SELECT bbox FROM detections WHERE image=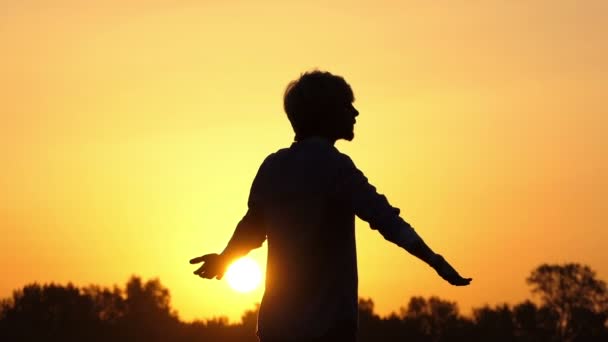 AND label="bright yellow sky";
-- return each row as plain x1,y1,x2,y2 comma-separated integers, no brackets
2,0,607,322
